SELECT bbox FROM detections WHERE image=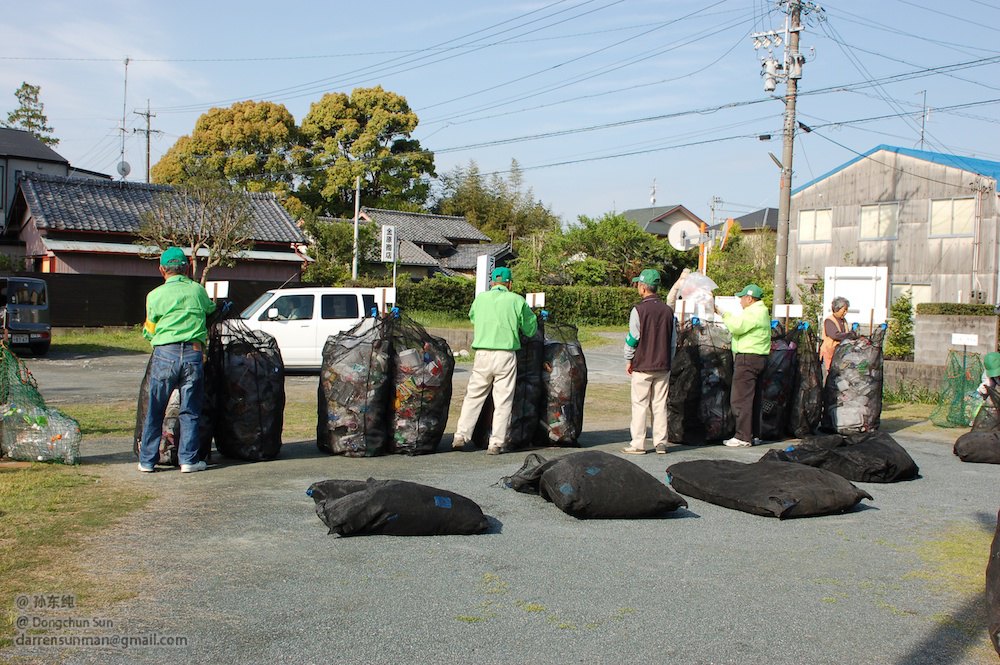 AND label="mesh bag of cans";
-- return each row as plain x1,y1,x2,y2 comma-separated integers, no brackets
210,320,284,461
538,320,587,446
821,324,887,434
756,321,796,442
786,322,823,439
389,313,455,455
317,318,392,457
0,345,81,464
667,319,735,445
